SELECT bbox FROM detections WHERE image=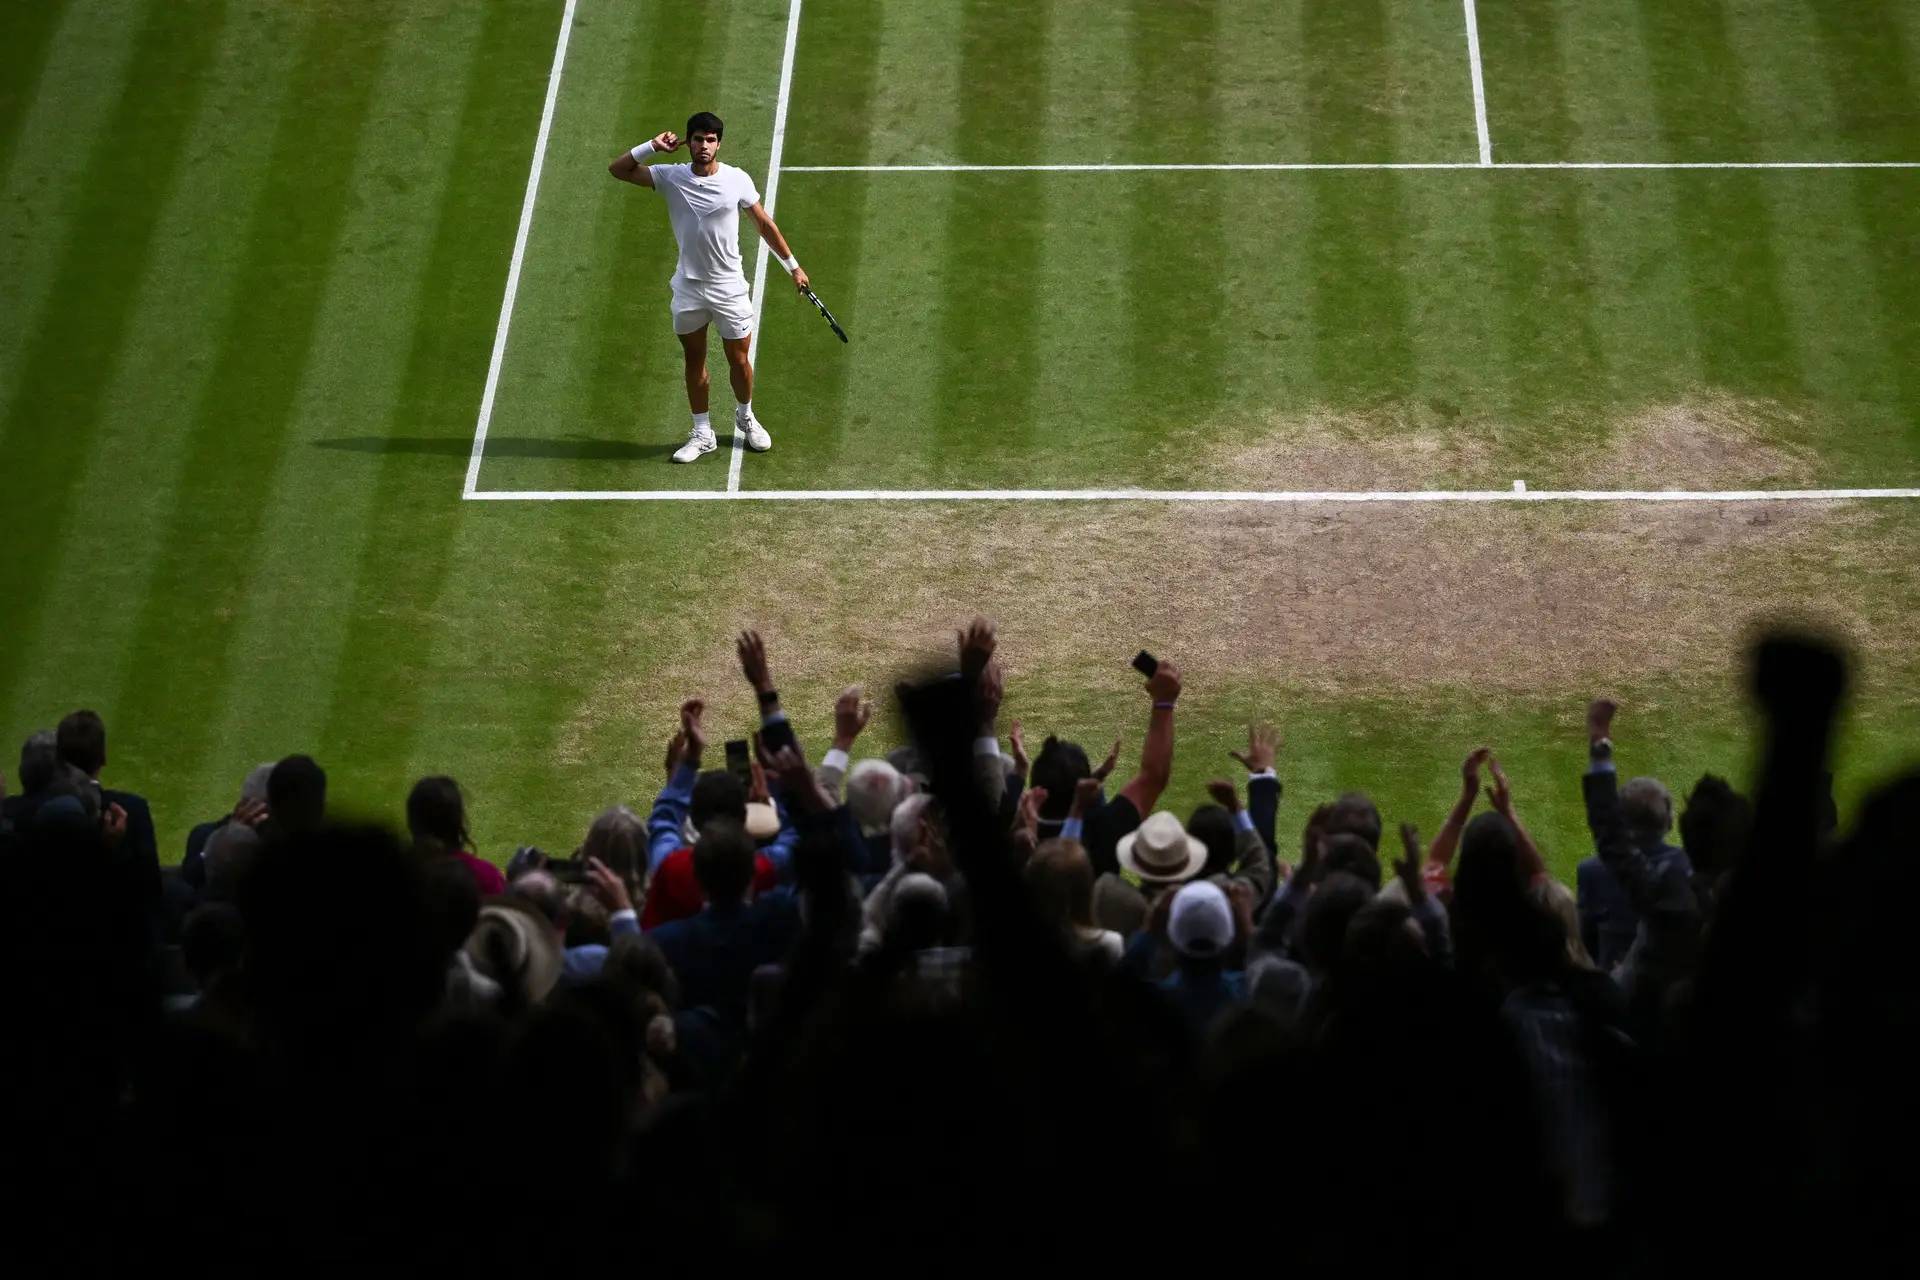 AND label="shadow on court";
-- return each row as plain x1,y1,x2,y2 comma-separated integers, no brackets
314,436,680,460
